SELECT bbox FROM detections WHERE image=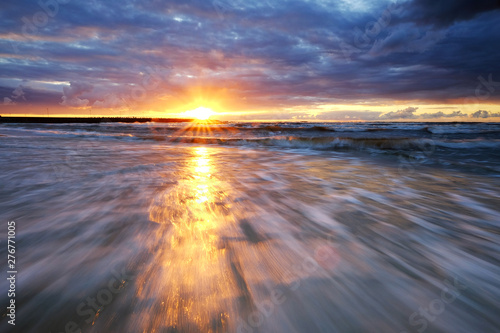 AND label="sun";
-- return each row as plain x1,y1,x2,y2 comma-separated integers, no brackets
183,107,216,120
